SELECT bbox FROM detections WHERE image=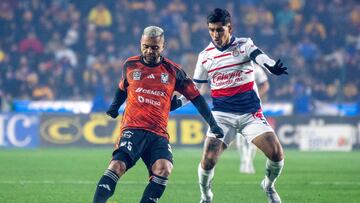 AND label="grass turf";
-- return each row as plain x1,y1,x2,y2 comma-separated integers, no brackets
0,148,359,203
